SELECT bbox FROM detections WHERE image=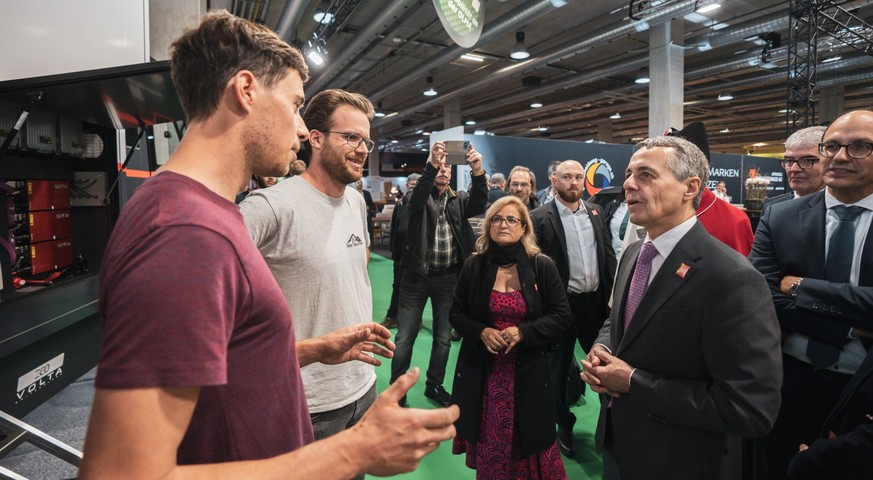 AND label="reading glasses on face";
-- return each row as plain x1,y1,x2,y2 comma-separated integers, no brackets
490,216,521,227
325,131,376,152
780,157,819,169
818,141,873,159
